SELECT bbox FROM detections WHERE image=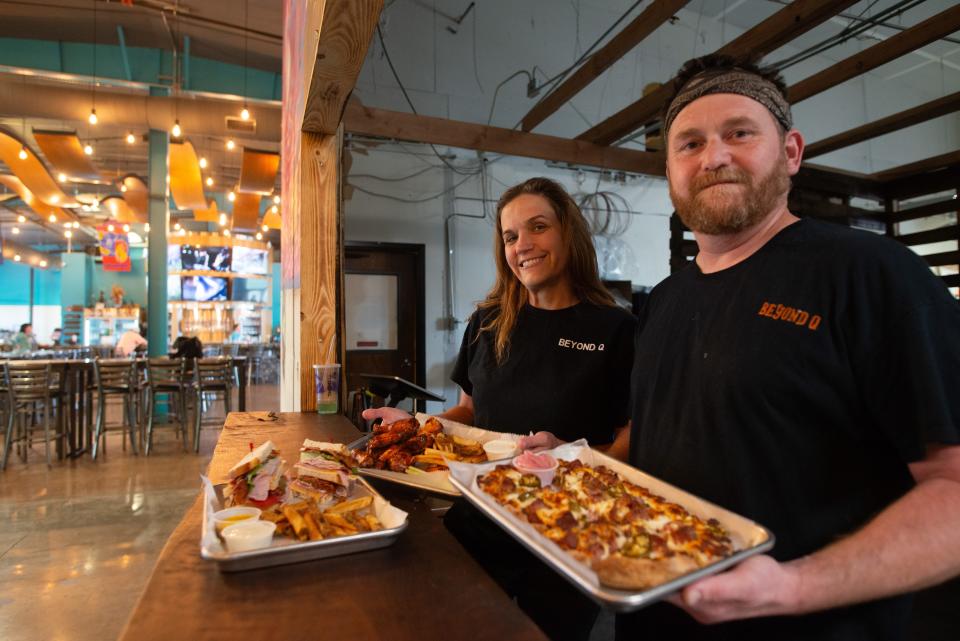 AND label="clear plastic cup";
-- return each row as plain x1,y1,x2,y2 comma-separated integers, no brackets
313,364,341,414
